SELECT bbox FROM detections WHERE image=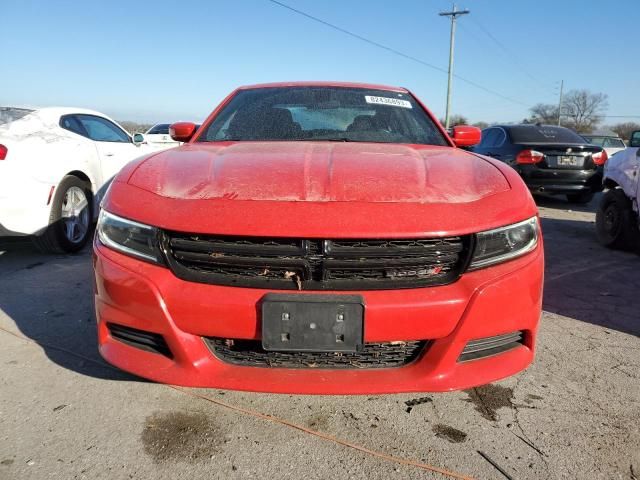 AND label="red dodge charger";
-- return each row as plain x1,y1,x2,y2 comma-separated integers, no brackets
93,82,543,394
